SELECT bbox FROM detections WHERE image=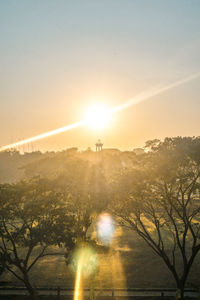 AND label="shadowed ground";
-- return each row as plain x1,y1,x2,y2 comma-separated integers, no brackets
1,227,200,290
